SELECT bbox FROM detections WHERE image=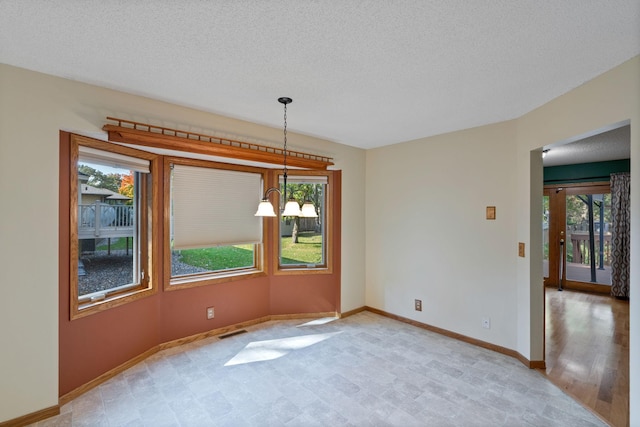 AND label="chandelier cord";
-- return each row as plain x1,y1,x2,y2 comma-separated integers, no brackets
283,101,288,202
